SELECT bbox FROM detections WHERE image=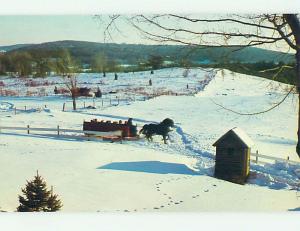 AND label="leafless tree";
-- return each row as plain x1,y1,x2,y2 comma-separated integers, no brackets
64,74,78,110
98,14,300,157
56,49,80,110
